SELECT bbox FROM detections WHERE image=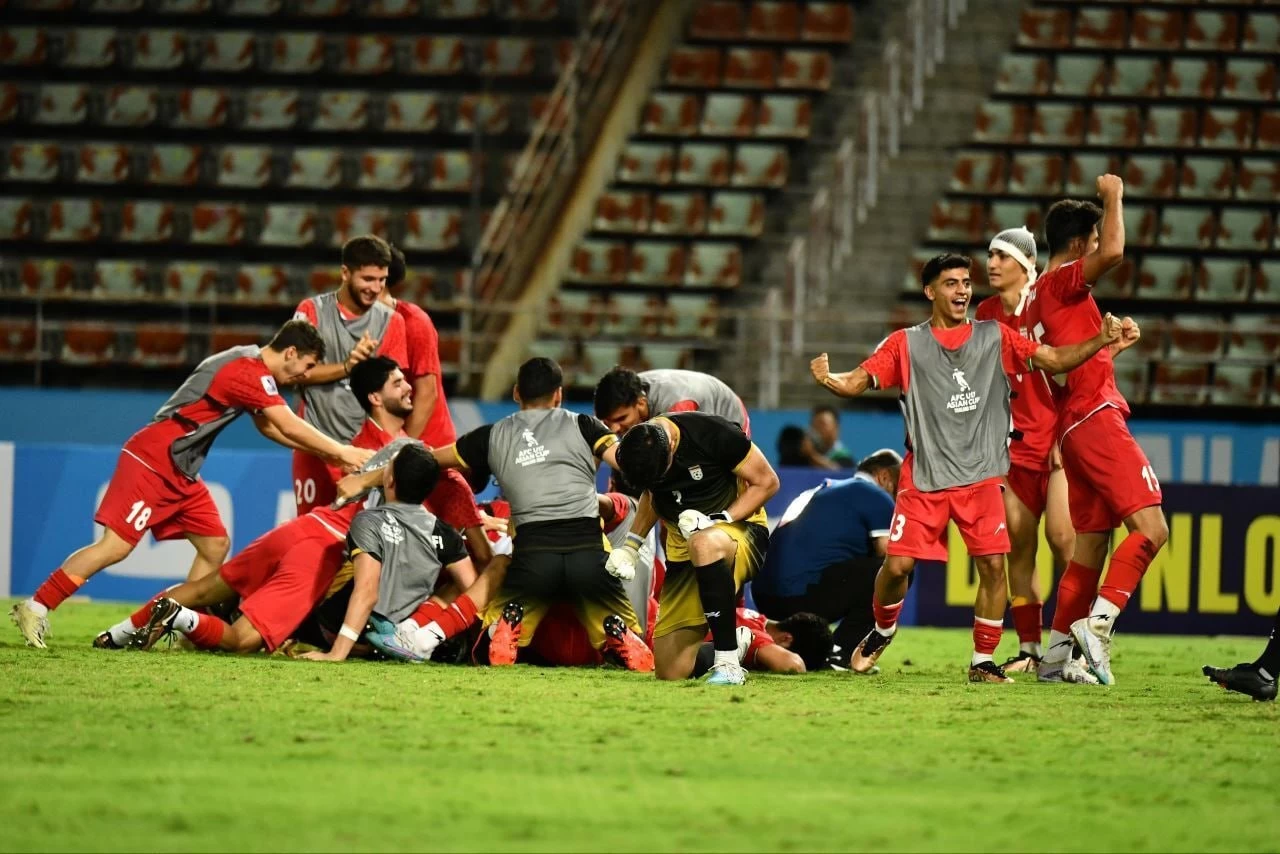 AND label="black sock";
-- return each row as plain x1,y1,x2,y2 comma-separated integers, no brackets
1254,607,1280,676
691,642,716,678
694,558,737,653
